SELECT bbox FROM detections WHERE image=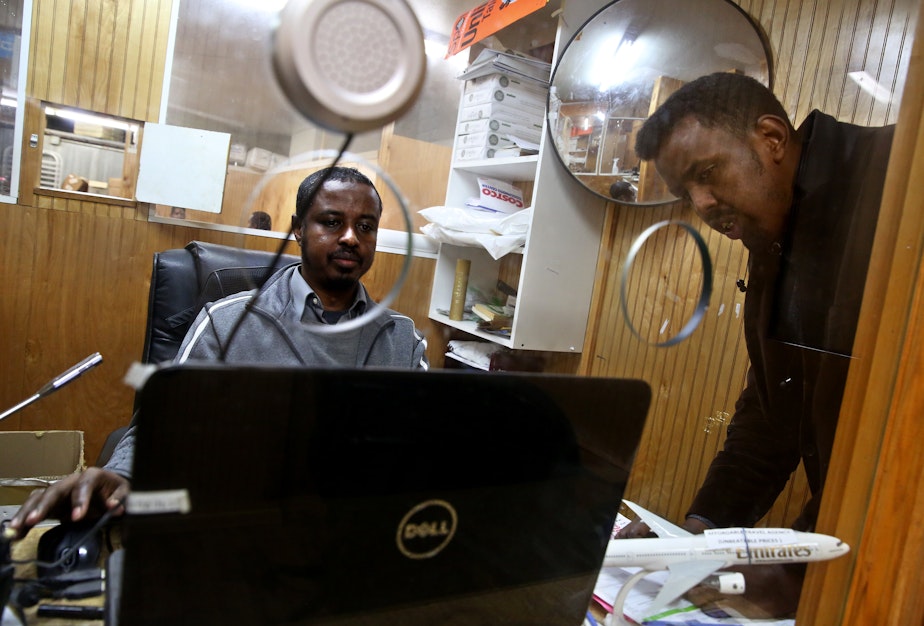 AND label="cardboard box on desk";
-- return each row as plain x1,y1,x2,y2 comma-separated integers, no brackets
0,431,85,505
